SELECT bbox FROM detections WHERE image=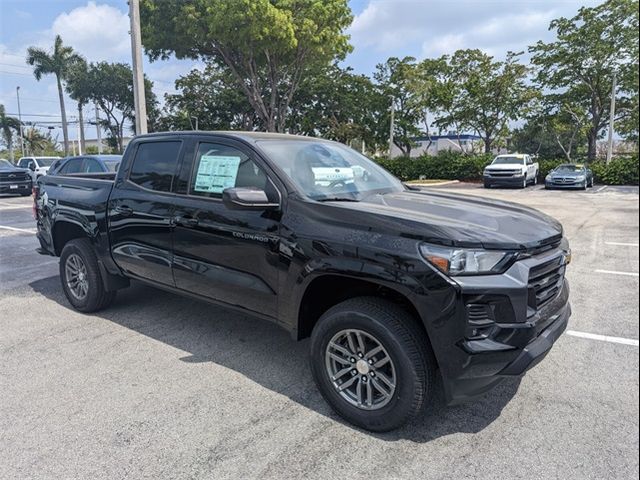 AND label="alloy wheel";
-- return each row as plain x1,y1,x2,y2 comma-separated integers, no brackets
325,329,397,410
65,253,89,300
